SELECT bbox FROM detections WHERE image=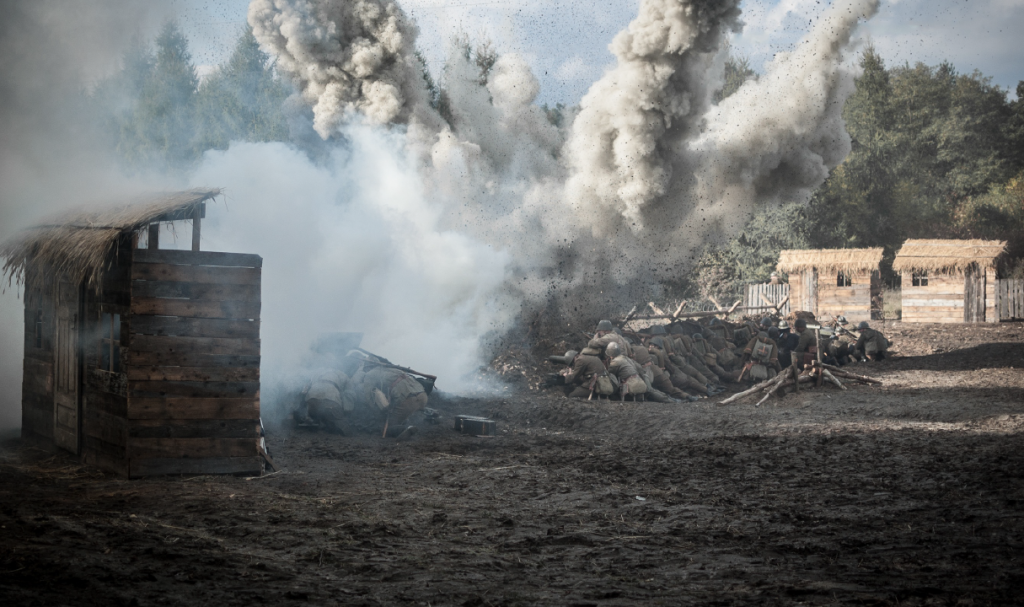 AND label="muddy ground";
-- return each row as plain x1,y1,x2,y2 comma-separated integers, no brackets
2,322,1023,606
